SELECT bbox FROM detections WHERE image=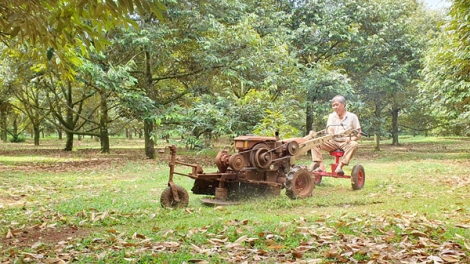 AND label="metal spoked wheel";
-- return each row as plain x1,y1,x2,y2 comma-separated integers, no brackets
160,185,189,208
351,164,365,190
